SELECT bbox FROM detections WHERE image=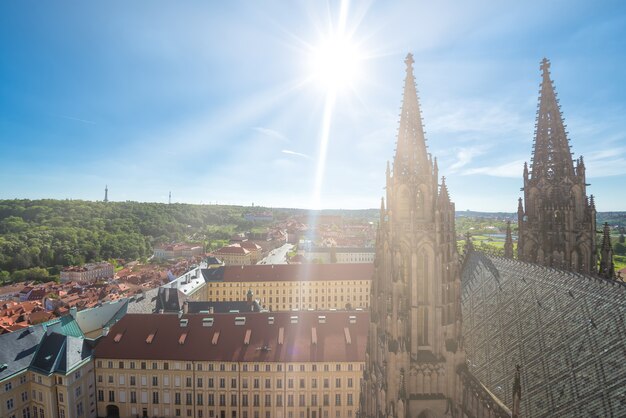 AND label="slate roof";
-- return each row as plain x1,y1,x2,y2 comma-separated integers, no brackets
126,287,160,314
461,252,626,418
95,311,368,363
155,287,186,313
0,324,46,381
